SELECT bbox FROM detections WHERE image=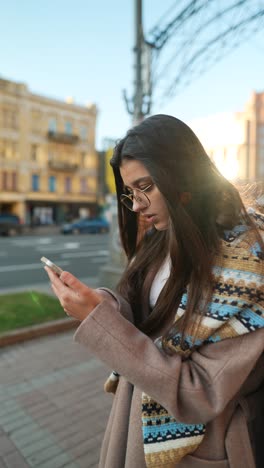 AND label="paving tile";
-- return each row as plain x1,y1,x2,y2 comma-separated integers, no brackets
33,451,76,468
71,437,100,459
3,450,29,468
18,390,47,407
0,331,112,468
61,464,80,468
75,451,100,468
10,427,52,450
0,434,17,457
26,444,65,466
21,437,59,457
